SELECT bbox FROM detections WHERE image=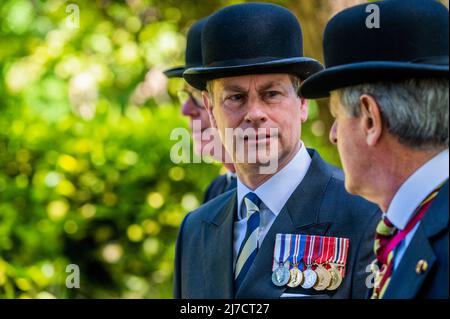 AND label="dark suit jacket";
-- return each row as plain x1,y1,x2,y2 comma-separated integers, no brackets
174,149,380,299
382,180,449,299
203,173,237,203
